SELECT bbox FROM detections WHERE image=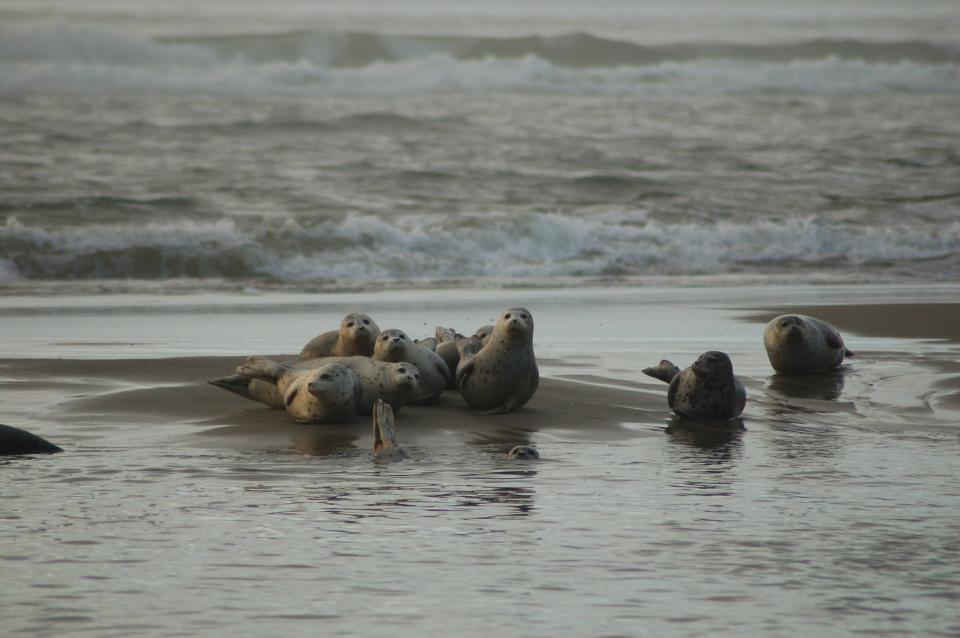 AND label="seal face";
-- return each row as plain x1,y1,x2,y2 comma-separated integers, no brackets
456,307,539,414
373,329,451,399
506,445,540,460
643,351,746,420
300,312,380,359
763,314,851,374
280,363,361,424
